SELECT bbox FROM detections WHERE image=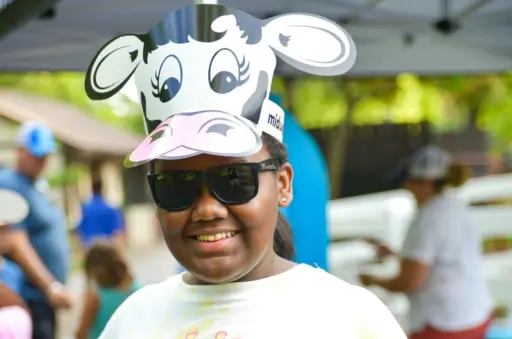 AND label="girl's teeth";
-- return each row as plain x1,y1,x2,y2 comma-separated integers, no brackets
196,232,236,242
